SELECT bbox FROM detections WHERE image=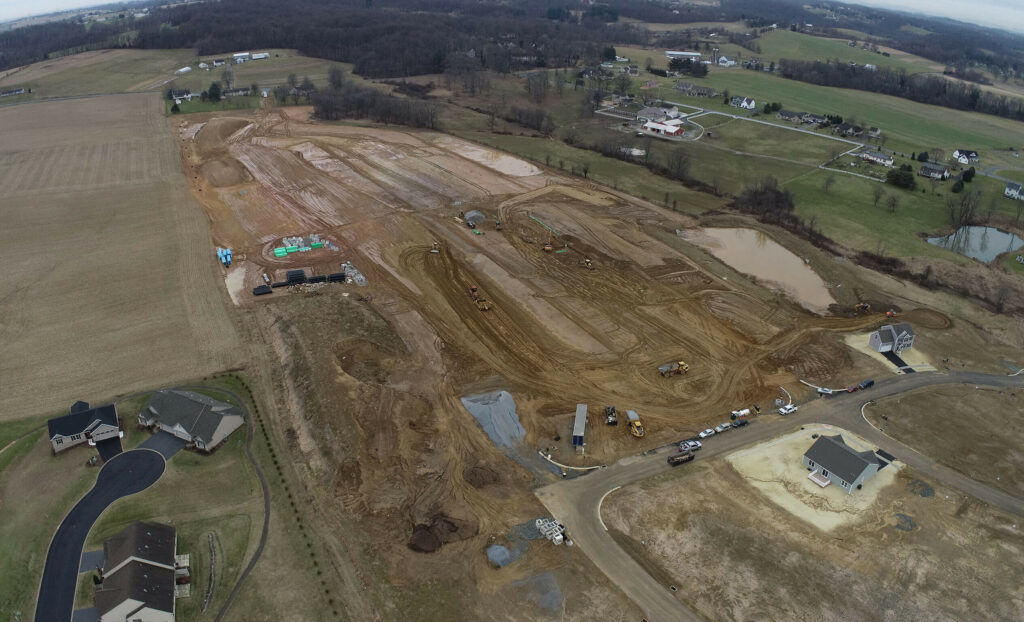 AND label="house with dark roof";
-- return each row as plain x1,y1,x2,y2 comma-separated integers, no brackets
869,323,915,354
802,112,827,125
954,149,979,164
919,162,950,180
47,403,121,454
637,106,667,122
94,522,182,622
138,390,244,452
802,434,881,493
776,109,804,122
860,150,894,167
1005,181,1023,200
